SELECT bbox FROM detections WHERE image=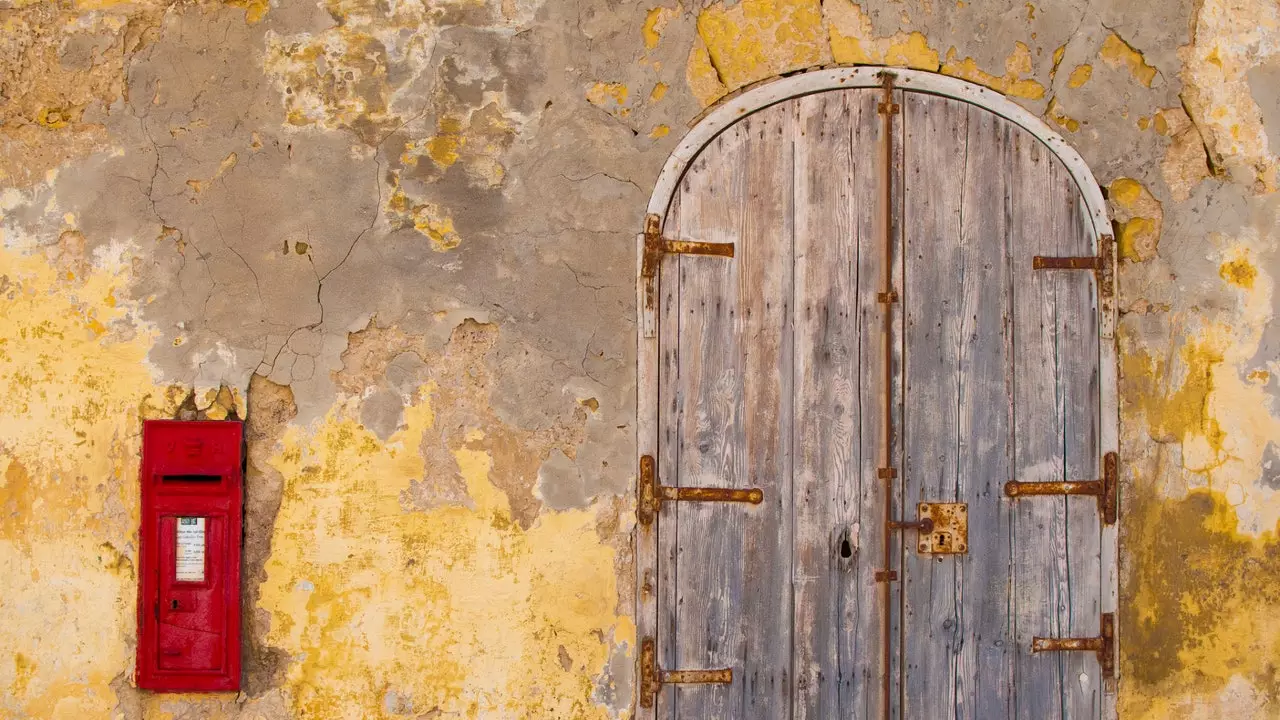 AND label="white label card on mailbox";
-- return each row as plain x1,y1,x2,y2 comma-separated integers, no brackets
176,517,206,582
